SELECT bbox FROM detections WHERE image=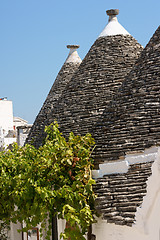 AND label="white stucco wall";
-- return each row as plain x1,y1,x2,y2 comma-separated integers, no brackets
9,222,22,240
4,137,16,147
92,218,151,240
57,219,66,240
